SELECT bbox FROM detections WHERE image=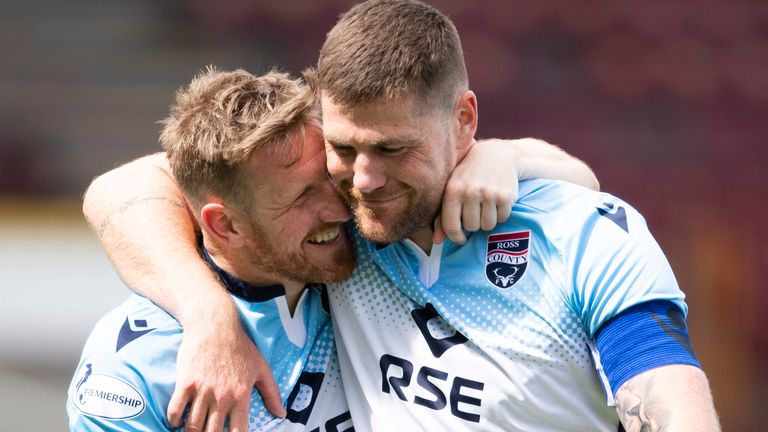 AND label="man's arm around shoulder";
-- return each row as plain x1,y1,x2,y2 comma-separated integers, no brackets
82,153,284,431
